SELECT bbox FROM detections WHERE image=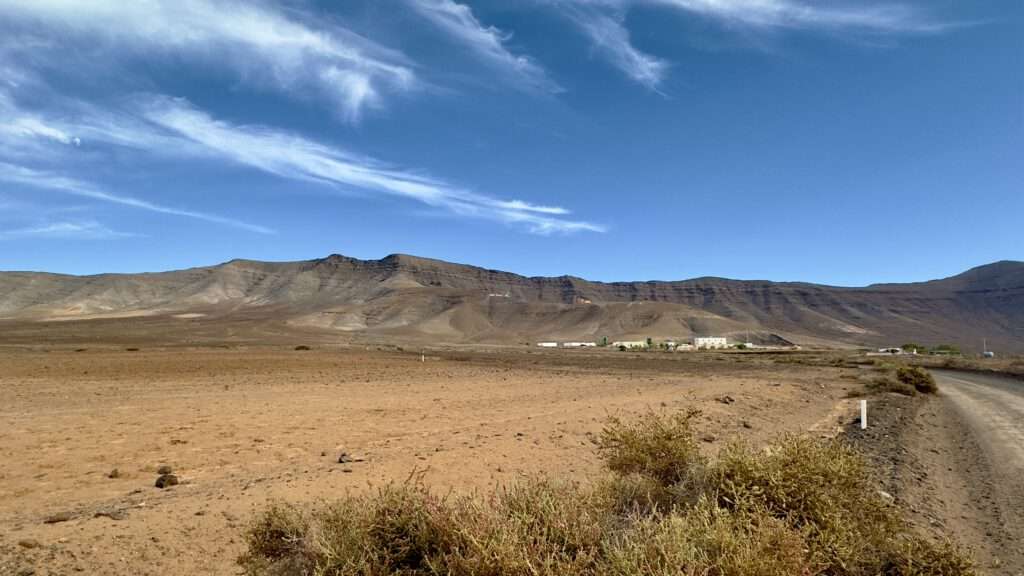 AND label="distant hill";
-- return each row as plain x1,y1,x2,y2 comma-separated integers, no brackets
1,254,1021,352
